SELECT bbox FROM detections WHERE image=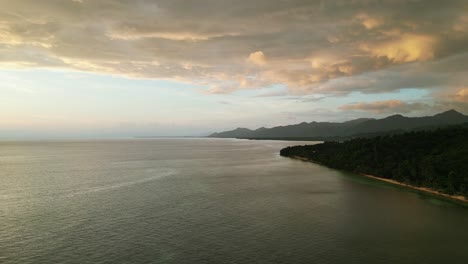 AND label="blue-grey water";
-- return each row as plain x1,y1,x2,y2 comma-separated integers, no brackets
1,139,467,264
